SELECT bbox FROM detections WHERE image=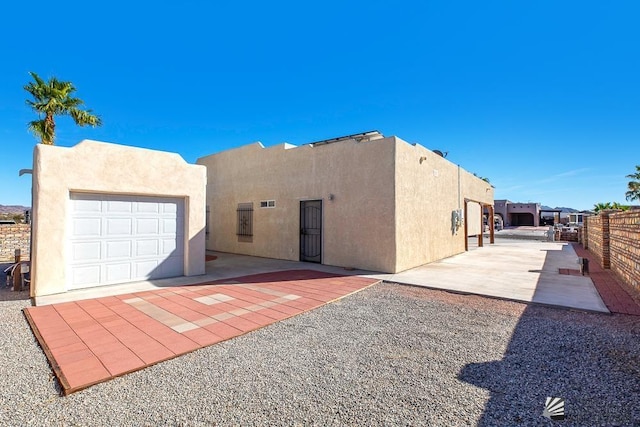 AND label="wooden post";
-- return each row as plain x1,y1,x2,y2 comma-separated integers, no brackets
464,201,468,252
478,204,484,247
13,249,22,291
489,205,495,244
